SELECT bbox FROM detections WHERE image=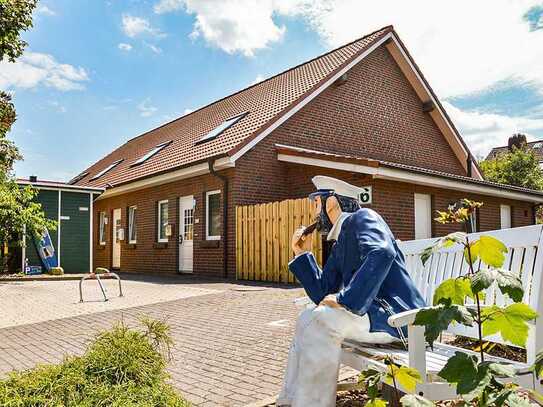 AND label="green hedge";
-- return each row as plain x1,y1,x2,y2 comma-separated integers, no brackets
0,318,190,406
